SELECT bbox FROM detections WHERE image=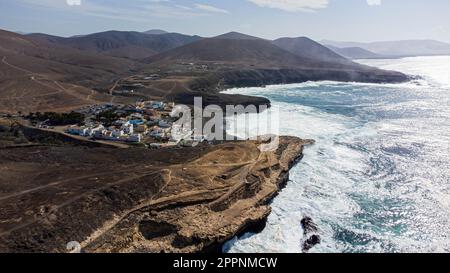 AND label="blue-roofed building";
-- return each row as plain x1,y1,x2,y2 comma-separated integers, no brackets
128,119,145,126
